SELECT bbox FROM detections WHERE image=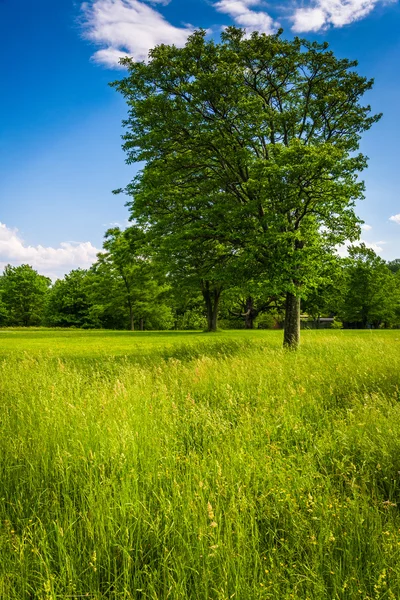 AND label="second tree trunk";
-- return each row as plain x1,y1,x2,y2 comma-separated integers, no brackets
283,292,300,349
201,281,222,332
